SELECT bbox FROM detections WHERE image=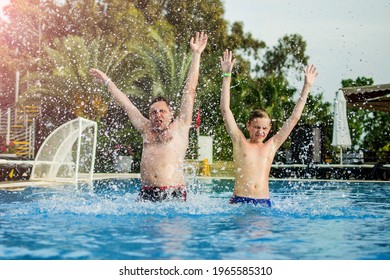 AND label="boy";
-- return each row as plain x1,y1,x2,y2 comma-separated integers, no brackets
219,49,318,206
